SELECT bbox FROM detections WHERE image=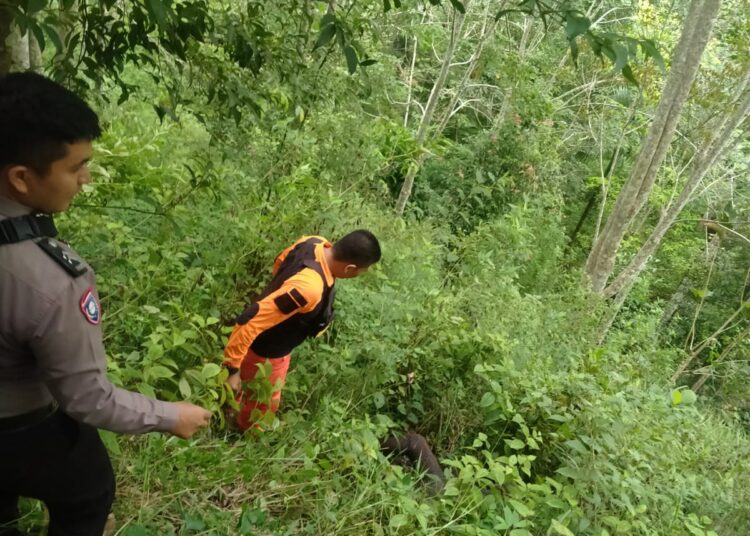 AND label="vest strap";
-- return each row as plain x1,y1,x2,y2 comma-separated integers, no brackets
0,213,58,245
